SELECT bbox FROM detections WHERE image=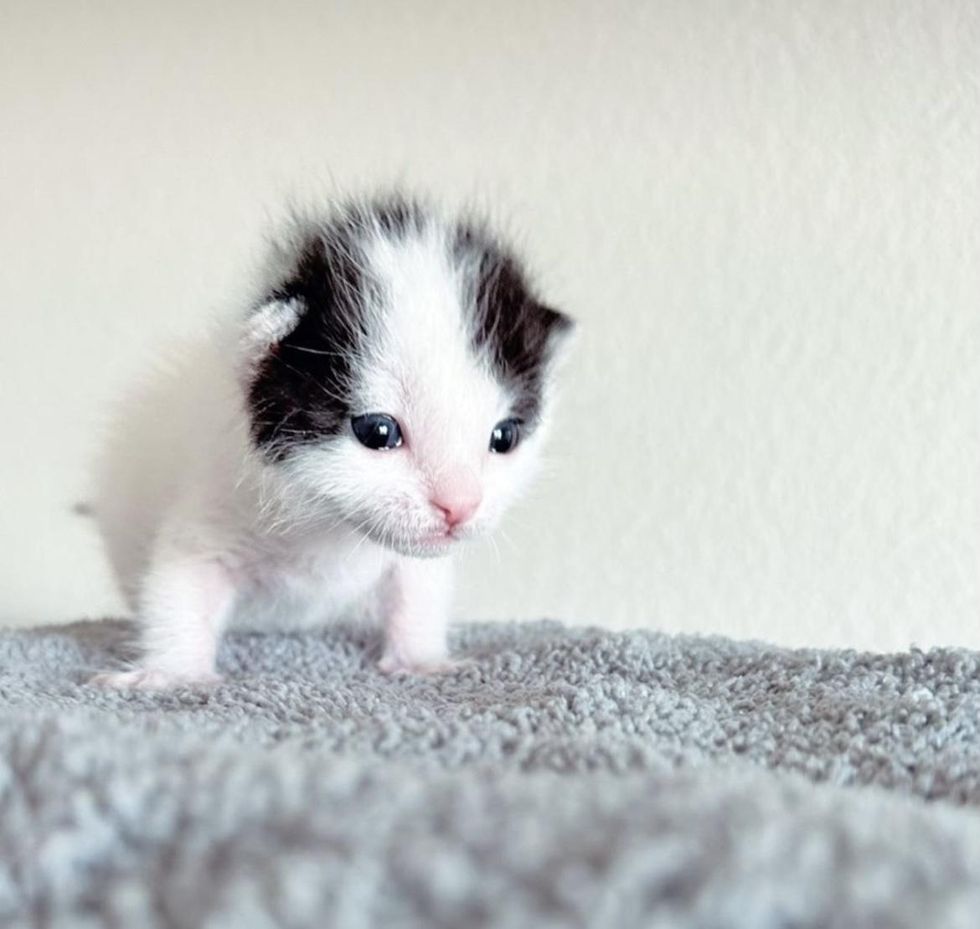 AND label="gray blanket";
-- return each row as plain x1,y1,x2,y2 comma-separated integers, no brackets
1,619,979,928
